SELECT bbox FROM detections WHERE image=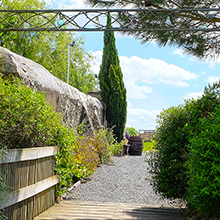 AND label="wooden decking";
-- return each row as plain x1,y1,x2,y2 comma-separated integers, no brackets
34,201,186,220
